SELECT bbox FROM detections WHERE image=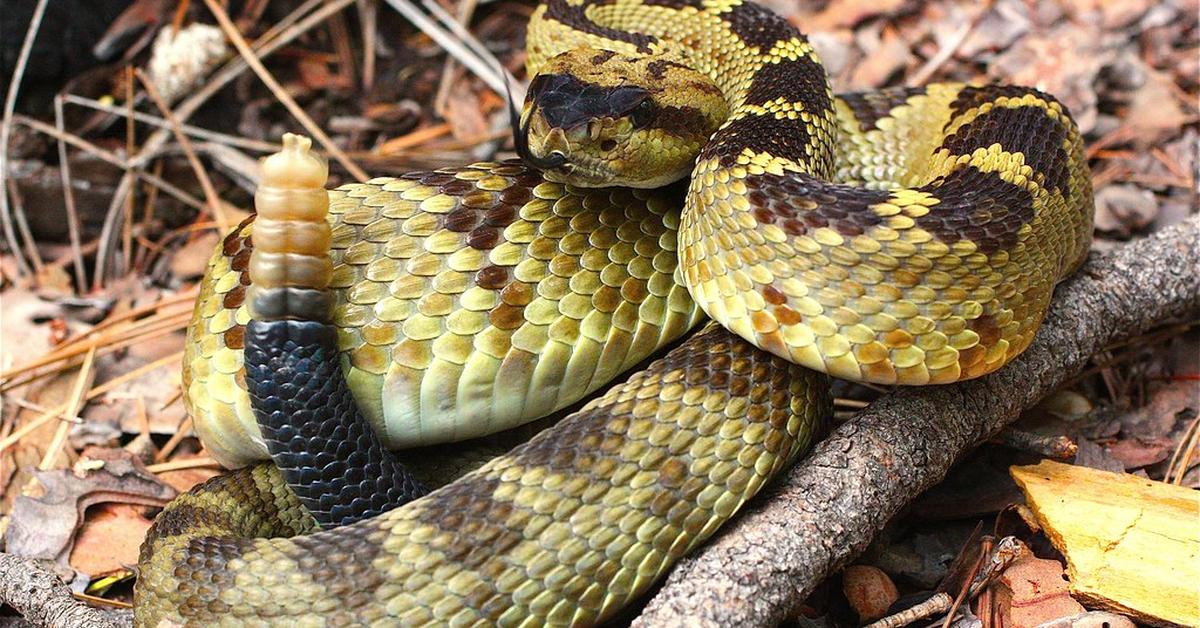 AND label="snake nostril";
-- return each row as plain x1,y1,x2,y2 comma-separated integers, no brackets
601,139,618,151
